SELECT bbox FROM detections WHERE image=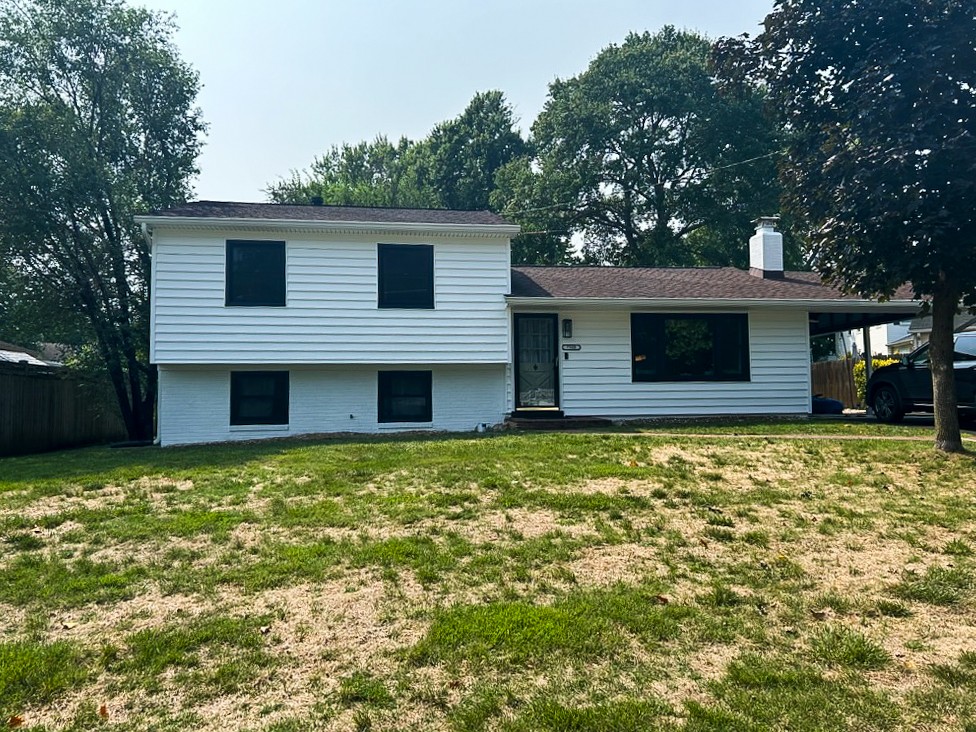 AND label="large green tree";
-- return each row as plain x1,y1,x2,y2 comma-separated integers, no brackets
424,90,528,211
717,0,976,452
0,0,204,440
514,27,786,267
268,91,529,215
267,135,436,208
